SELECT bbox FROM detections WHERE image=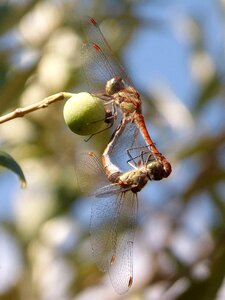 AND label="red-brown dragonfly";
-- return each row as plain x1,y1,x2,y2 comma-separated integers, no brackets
76,146,165,294
81,16,171,178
